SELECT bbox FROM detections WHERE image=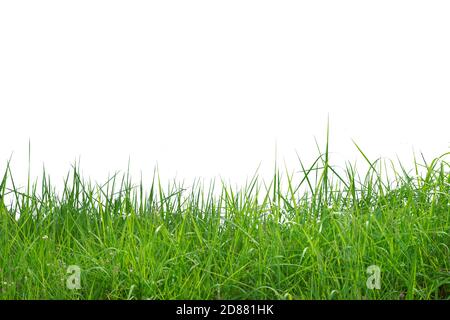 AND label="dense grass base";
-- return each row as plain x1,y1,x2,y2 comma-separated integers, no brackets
0,145,449,299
